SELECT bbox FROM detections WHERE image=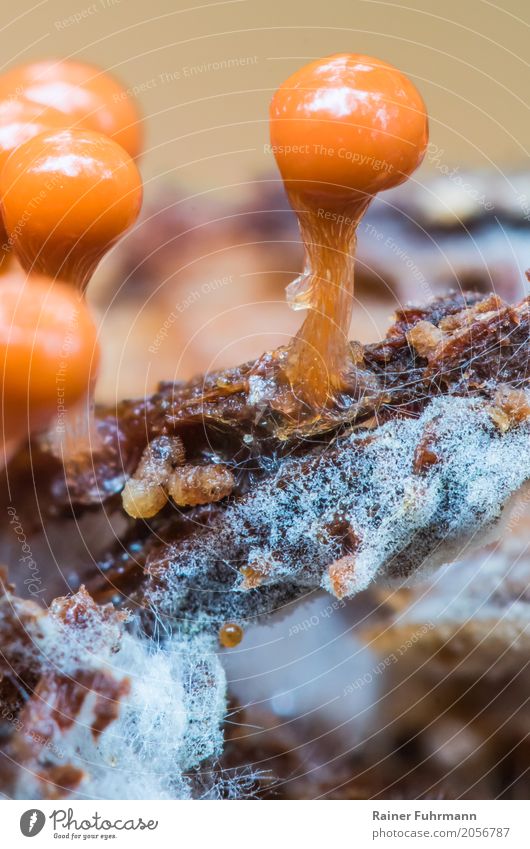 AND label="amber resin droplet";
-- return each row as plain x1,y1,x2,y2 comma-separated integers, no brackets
219,623,243,648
